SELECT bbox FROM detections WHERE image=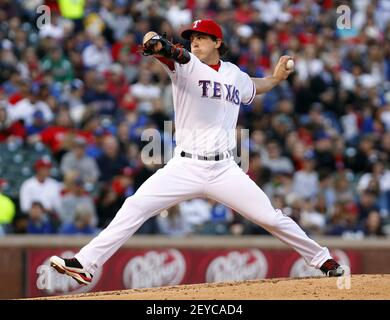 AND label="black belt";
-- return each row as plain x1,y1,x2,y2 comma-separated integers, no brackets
180,150,233,161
